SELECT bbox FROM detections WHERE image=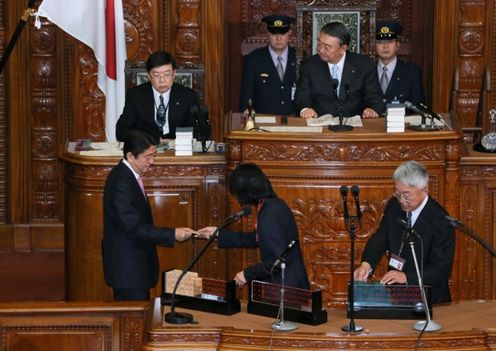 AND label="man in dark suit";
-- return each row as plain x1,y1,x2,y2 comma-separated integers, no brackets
102,130,193,301
294,21,385,119
354,161,455,304
239,14,297,116
116,51,200,141
375,21,425,104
